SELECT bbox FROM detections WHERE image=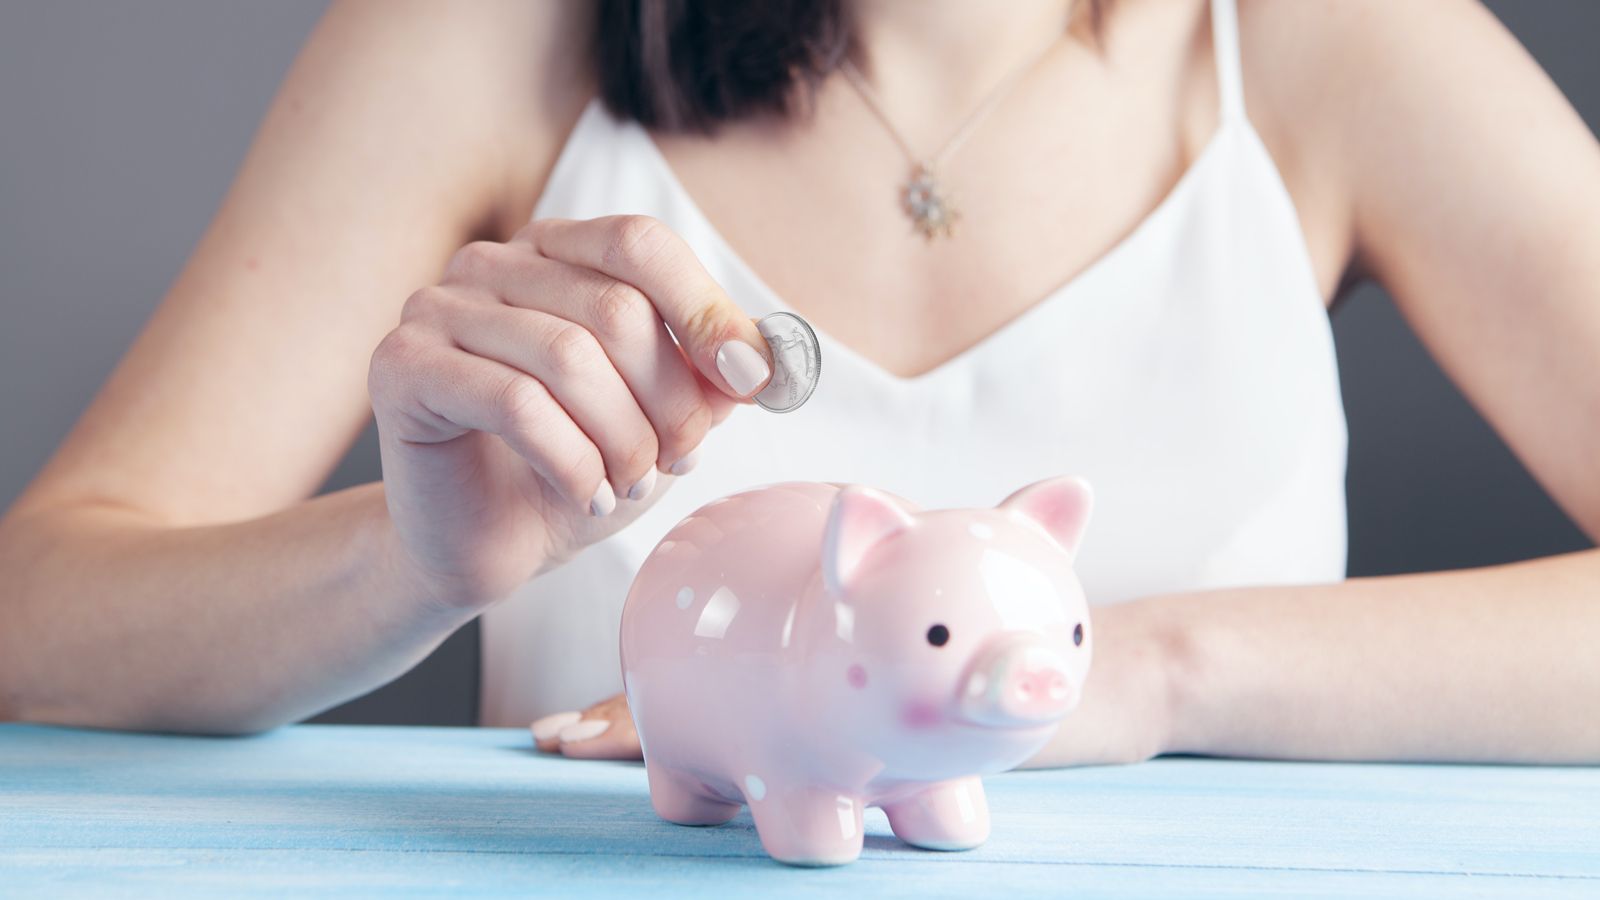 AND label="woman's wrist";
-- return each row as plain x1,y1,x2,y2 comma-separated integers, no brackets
1021,594,1195,768
362,484,503,625
1140,585,1309,760
1129,591,1210,759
